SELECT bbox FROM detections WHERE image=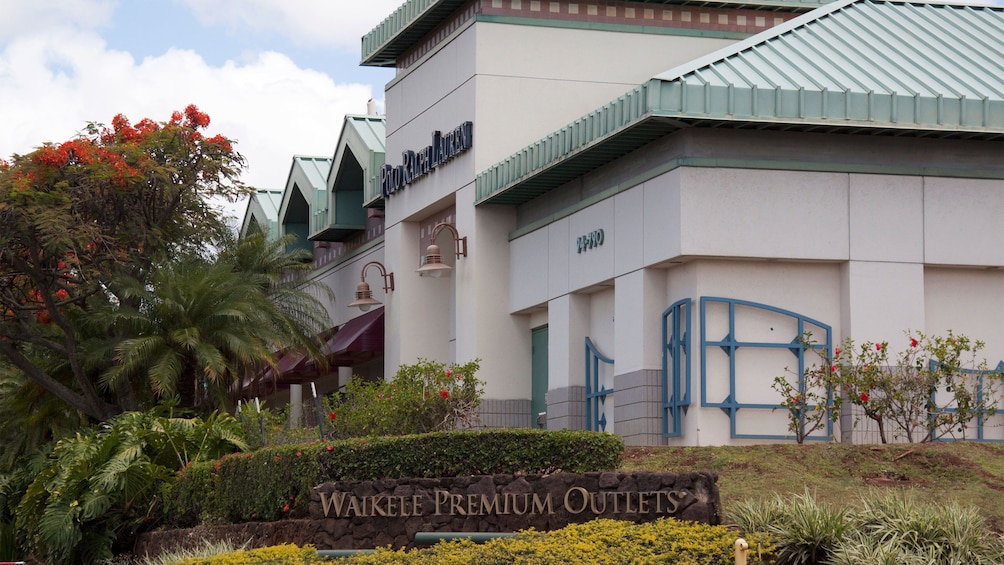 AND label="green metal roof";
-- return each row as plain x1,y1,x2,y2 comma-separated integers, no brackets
312,115,387,241
476,0,1004,206
240,189,283,239
279,155,333,222
361,0,832,67
292,155,332,195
